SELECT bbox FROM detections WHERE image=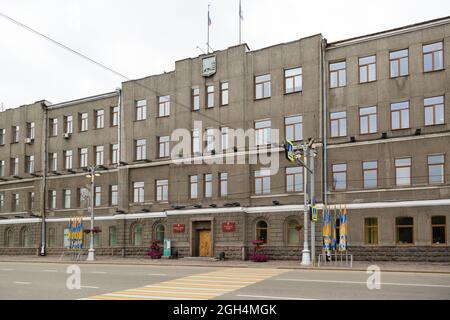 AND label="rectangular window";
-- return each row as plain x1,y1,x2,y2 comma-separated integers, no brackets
12,193,19,211
28,192,35,211
158,95,170,117
49,190,56,210
48,153,57,172
330,112,347,137
192,88,200,111
50,118,58,137
205,128,215,152
11,157,19,176
192,129,201,155
135,139,147,161
255,74,271,99
221,127,229,151
79,148,88,168
329,61,346,88
64,189,71,209
363,161,378,189
0,128,5,145
255,119,271,146
204,174,212,198
133,182,145,203
95,146,104,166
423,42,444,72
332,163,347,191
94,186,101,207
428,154,445,184
95,109,104,129
396,217,414,244
431,216,446,245
390,49,409,78
0,193,4,210
190,175,198,199
12,126,19,143
220,172,228,197
64,150,73,169
364,218,378,245
110,185,118,206
136,100,147,121
206,85,214,108
285,115,303,141
0,160,4,177
220,82,229,106
359,106,377,134
255,169,271,195
391,101,410,130
111,144,119,164
359,55,377,83
111,106,119,127
286,167,303,192
109,227,117,247
26,122,35,139
285,67,302,94
424,96,444,126
158,136,170,158
25,155,35,174
79,113,88,132
395,158,411,186
156,179,169,202
64,115,73,134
